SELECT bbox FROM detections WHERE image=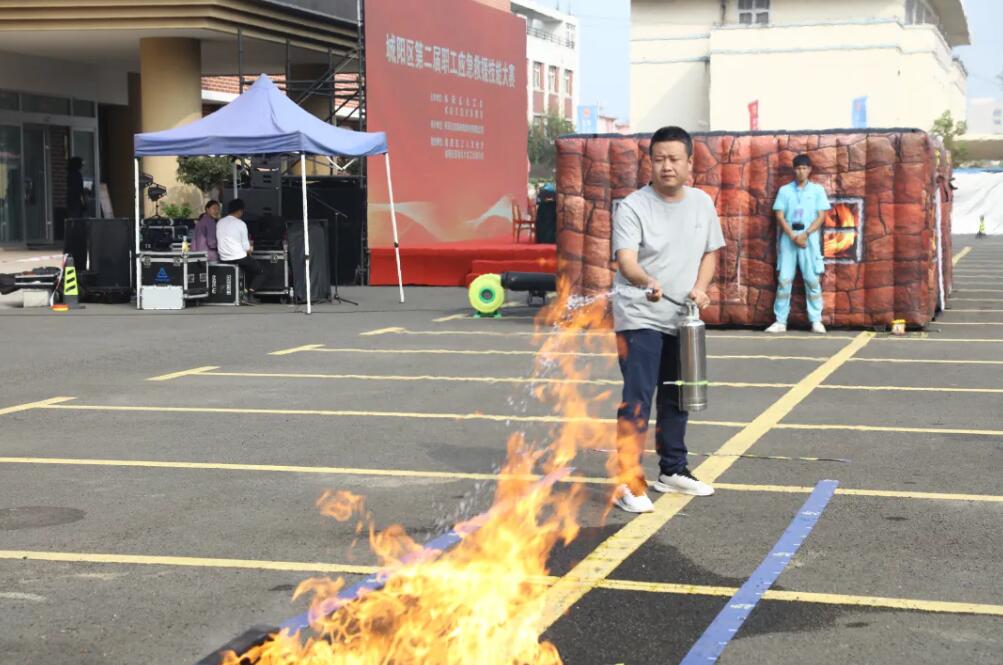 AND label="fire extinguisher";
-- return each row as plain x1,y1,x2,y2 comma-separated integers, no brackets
650,291,709,412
